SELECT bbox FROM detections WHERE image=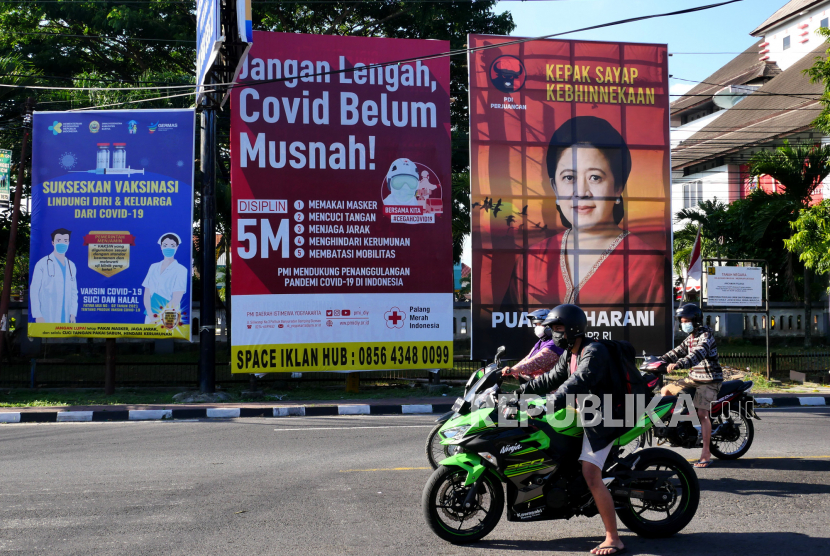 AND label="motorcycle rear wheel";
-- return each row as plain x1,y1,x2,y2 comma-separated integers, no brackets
709,408,754,460
426,423,460,470
615,448,700,538
423,465,504,544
